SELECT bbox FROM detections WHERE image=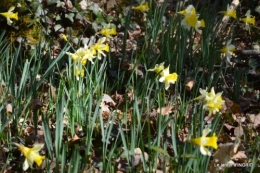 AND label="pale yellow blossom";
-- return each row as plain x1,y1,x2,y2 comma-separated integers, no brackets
190,127,218,156
13,143,45,171
0,6,18,25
